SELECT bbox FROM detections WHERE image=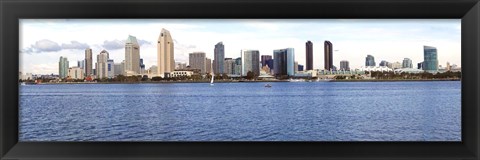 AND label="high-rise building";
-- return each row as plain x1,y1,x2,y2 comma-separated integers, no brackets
175,62,187,70
402,58,413,68
390,62,402,69
224,58,235,75
107,59,115,78
114,62,124,76
206,58,212,74
234,57,242,75
340,60,350,71
68,67,84,80
157,28,175,77
77,60,85,69
124,35,140,75
298,65,304,72
294,61,299,73
85,48,93,76
140,59,145,74
96,50,109,79
379,60,389,67
446,62,451,71
417,62,423,69
365,55,376,66
59,56,69,79
423,46,438,73
324,41,333,70
273,48,295,77
214,42,225,74
306,41,313,70
241,50,260,76
261,55,272,67
189,52,206,74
